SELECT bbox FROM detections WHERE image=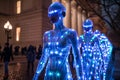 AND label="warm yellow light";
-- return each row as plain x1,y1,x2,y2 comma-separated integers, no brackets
9,25,12,30
17,1,21,14
4,21,12,30
16,27,21,41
